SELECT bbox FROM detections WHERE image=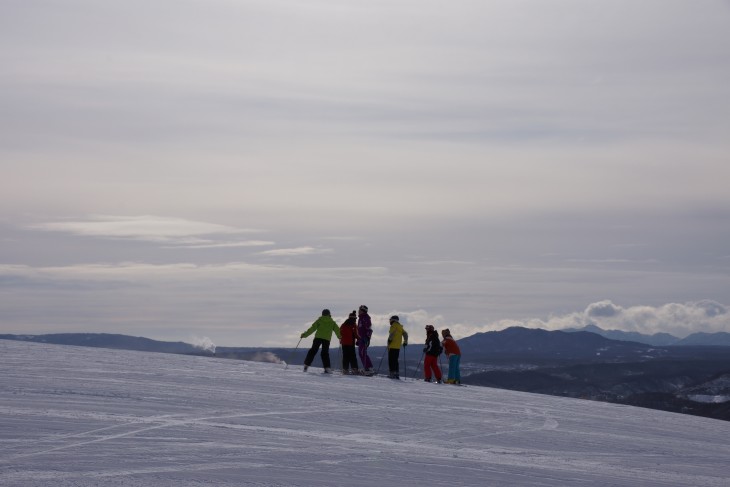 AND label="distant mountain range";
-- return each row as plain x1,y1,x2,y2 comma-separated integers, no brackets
0,333,206,355
563,324,730,347
459,326,730,421
2,326,730,364
458,327,663,364
673,331,730,346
